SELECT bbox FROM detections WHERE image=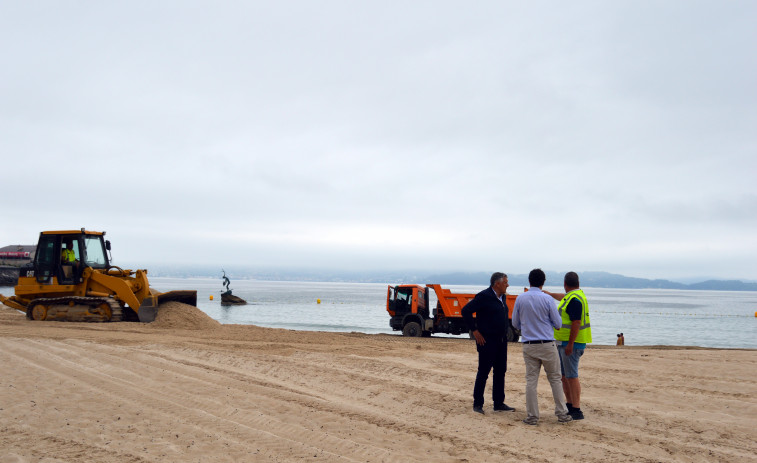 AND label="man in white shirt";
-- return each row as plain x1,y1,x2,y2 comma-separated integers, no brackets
512,268,572,425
